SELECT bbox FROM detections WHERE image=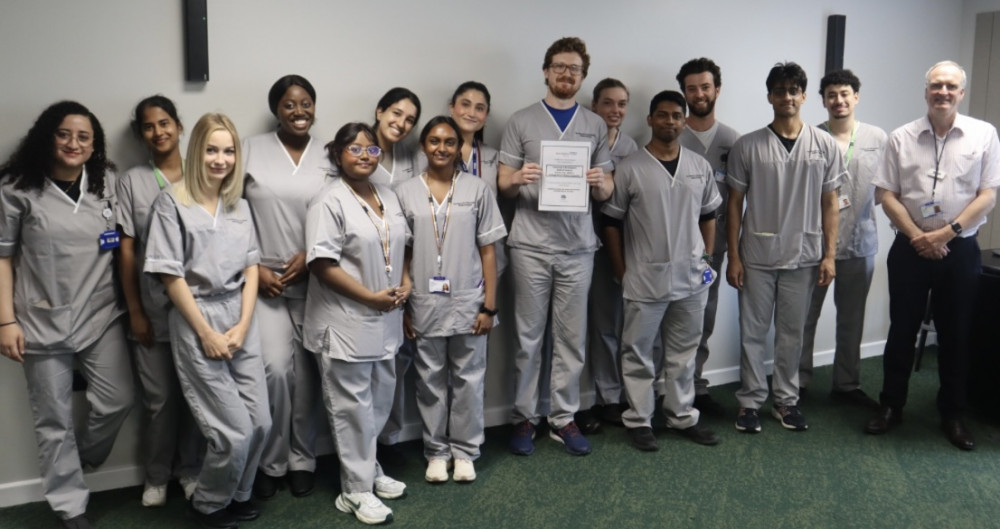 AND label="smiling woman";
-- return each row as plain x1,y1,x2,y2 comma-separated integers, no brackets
0,101,133,529
241,74,333,501
371,87,422,187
